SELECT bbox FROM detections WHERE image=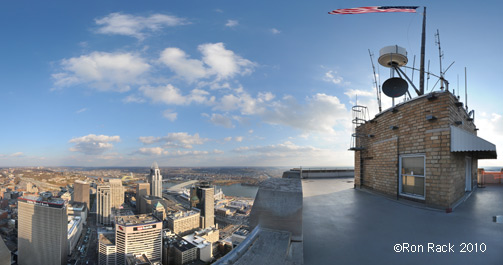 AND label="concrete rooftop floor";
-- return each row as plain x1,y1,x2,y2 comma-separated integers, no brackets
302,178,503,265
